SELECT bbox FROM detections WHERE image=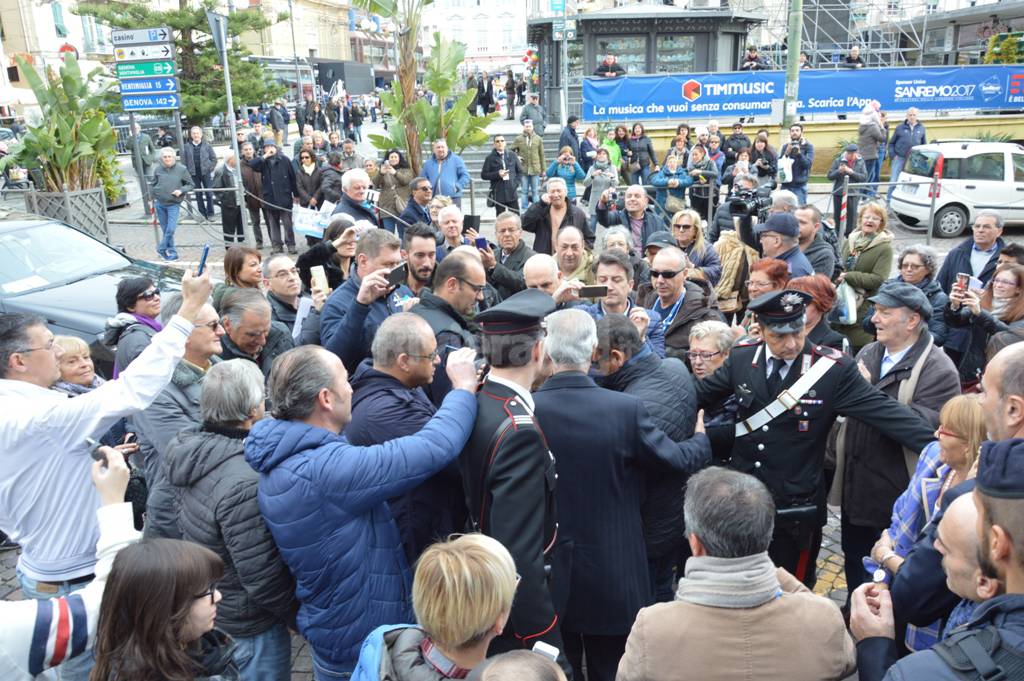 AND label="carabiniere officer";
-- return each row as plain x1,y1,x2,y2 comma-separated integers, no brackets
696,289,934,588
